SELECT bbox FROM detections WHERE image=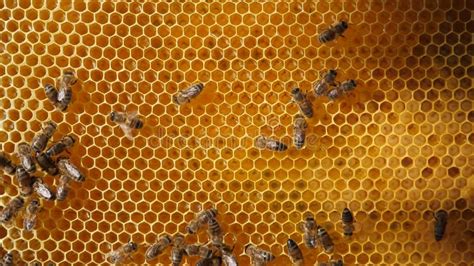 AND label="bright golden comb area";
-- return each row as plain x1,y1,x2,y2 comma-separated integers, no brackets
0,1,473,265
